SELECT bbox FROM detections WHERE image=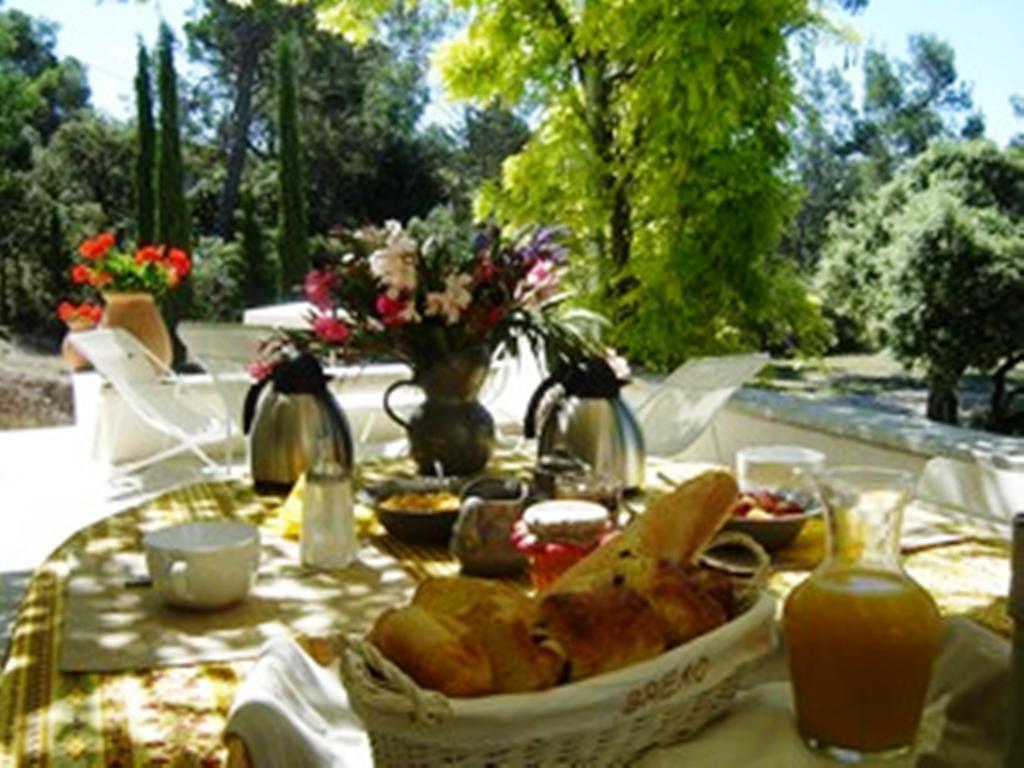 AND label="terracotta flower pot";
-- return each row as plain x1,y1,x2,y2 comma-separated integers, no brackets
60,321,95,370
100,291,173,368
